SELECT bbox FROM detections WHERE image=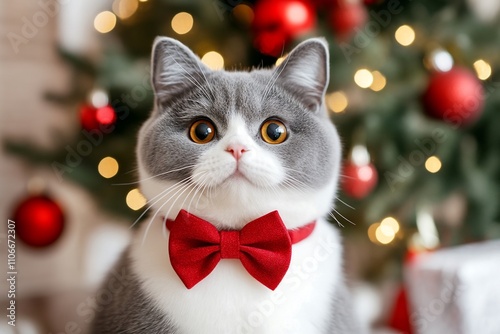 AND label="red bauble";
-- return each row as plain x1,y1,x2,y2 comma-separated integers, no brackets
253,0,316,56
80,104,116,131
329,1,368,40
422,67,484,126
12,195,65,247
342,162,378,199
